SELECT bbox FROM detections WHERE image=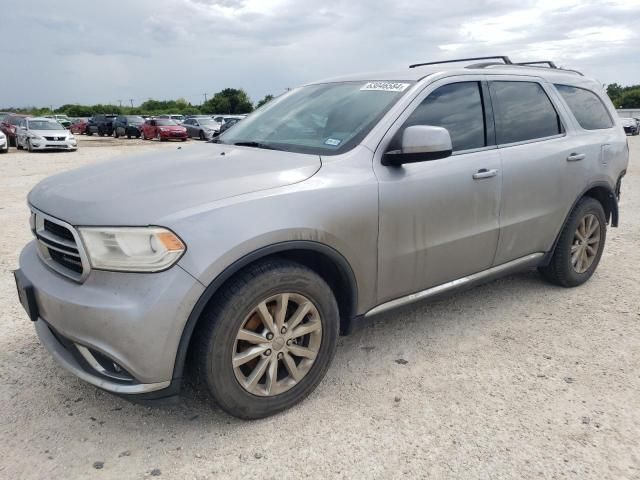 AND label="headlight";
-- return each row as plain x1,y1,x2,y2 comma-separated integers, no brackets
78,227,185,272
68,135,76,140
28,133,44,140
